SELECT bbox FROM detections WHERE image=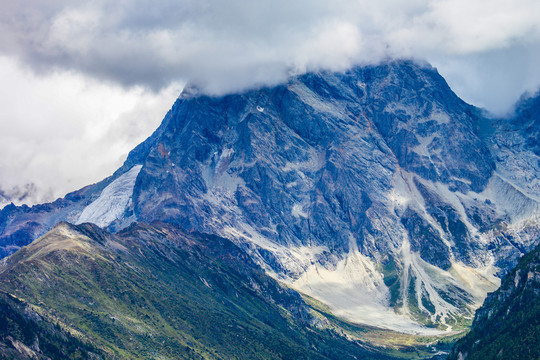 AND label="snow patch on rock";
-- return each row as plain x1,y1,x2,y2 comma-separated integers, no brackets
77,165,142,228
